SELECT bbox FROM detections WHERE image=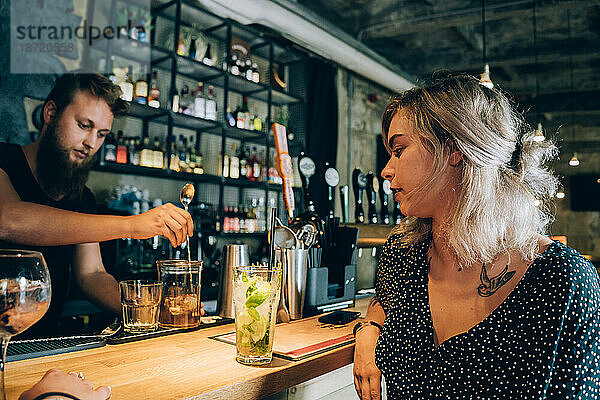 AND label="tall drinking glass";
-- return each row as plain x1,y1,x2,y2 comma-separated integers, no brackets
232,264,281,365
0,250,51,400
